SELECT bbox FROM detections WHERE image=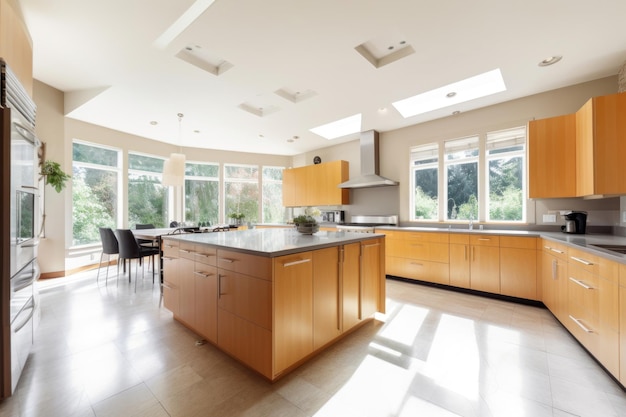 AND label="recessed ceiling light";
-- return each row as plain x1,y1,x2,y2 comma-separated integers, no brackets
310,114,362,140
538,56,562,67
446,92,456,98
258,134,264,138
452,110,461,115
150,121,158,125
378,107,388,113
287,139,294,143
193,130,200,134
392,68,506,118
293,135,299,140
